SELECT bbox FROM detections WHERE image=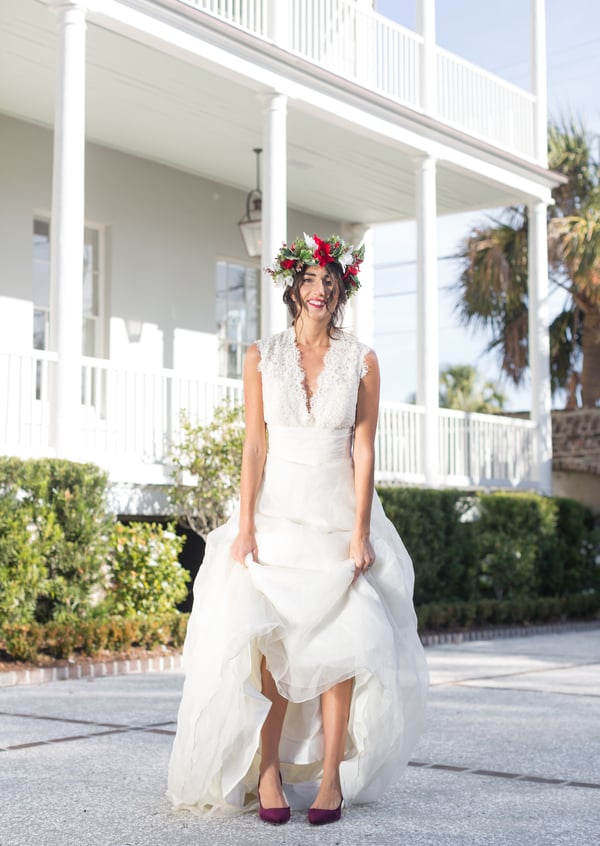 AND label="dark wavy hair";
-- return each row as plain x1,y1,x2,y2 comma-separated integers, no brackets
282,262,348,338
